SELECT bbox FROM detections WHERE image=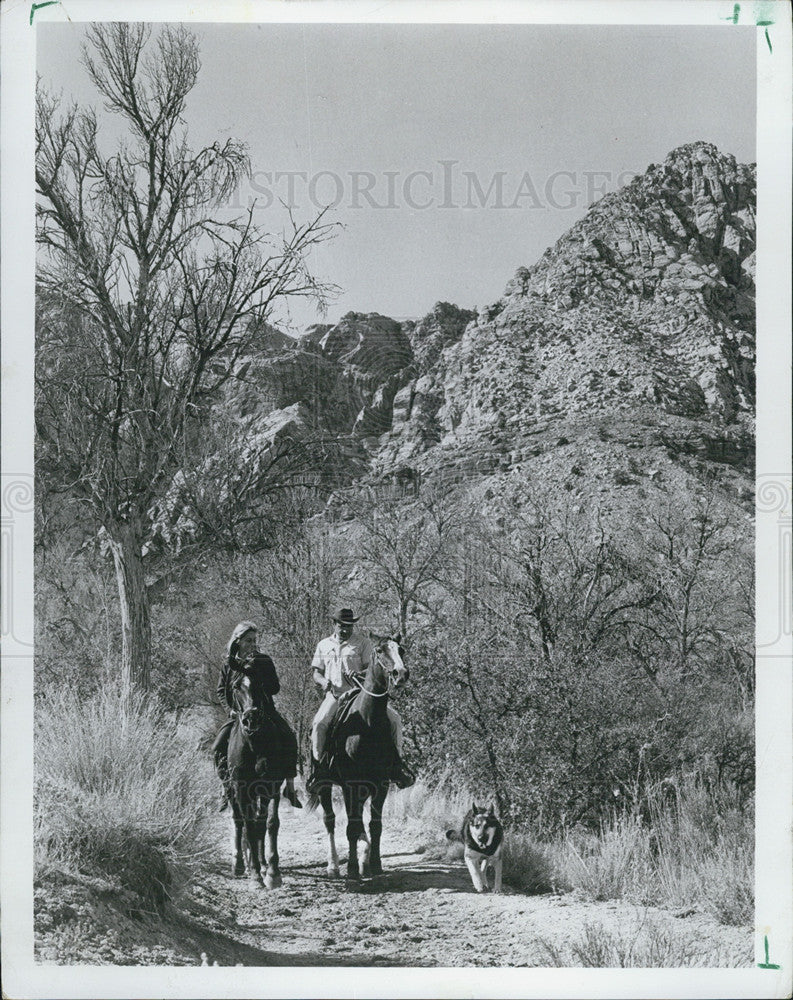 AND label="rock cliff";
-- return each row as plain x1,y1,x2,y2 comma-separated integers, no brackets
226,142,755,517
